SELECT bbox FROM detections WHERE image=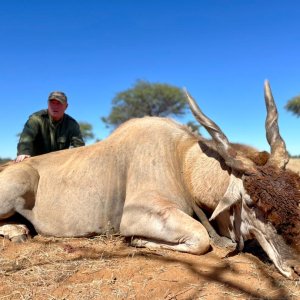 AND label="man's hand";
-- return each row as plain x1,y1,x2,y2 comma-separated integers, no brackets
15,155,31,163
